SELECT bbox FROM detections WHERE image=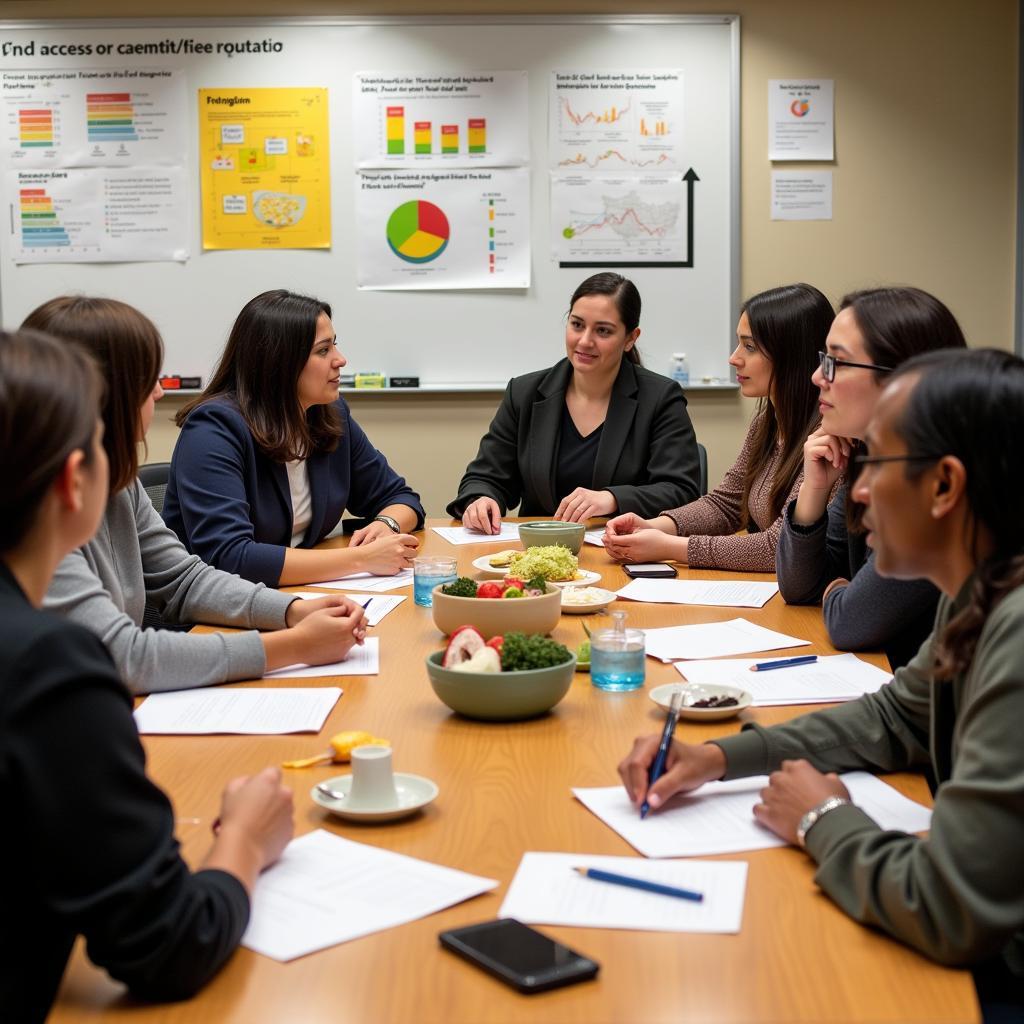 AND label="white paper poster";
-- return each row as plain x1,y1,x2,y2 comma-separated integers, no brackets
769,79,834,161
355,167,529,289
771,170,833,221
353,71,528,169
550,70,685,172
